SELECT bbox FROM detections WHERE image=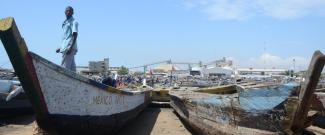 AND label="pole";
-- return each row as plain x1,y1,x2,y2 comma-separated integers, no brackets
170,70,172,86
293,58,296,75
